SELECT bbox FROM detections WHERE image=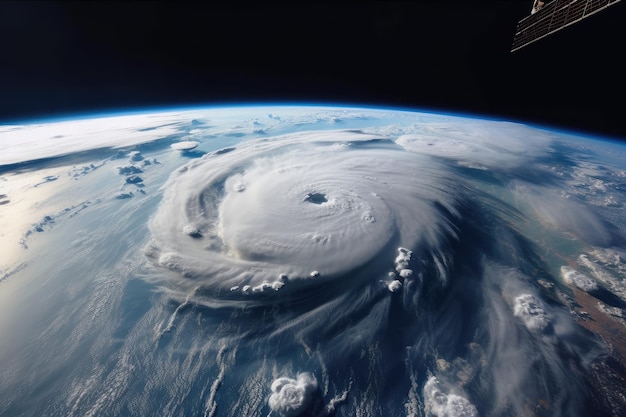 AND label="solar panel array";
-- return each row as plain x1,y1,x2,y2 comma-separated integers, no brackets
511,0,621,52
